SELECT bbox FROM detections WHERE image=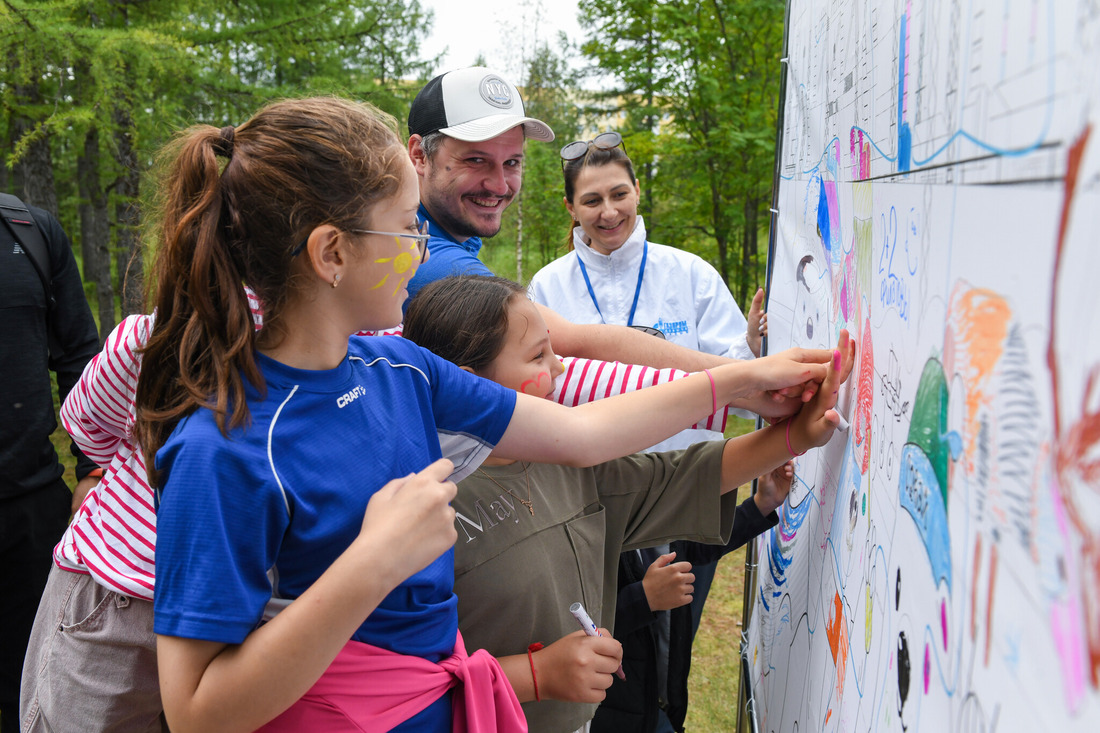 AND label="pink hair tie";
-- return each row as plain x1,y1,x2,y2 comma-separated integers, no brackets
786,420,806,457
703,369,717,416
